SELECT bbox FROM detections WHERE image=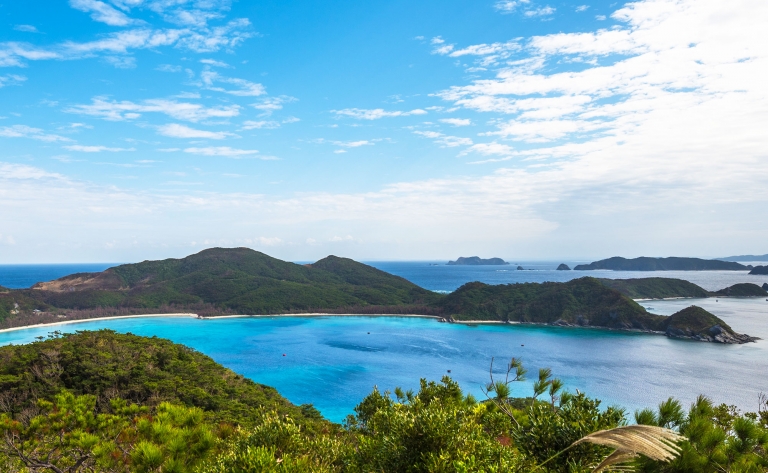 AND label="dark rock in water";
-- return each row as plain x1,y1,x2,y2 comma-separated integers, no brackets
517,266,525,270
447,256,509,266
749,265,768,275
556,263,571,270
763,283,768,291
